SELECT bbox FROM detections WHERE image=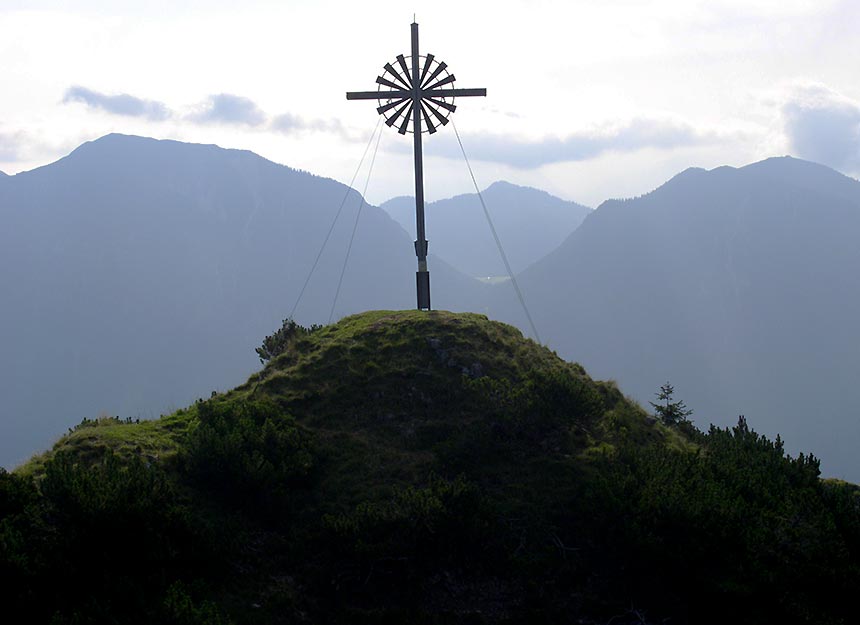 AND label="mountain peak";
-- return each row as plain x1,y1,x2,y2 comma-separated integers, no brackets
484,180,590,208
732,155,860,202
639,155,859,204
484,180,530,193
740,154,855,181
676,165,709,176
380,181,591,276
69,133,241,161
31,133,308,186
663,165,711,184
